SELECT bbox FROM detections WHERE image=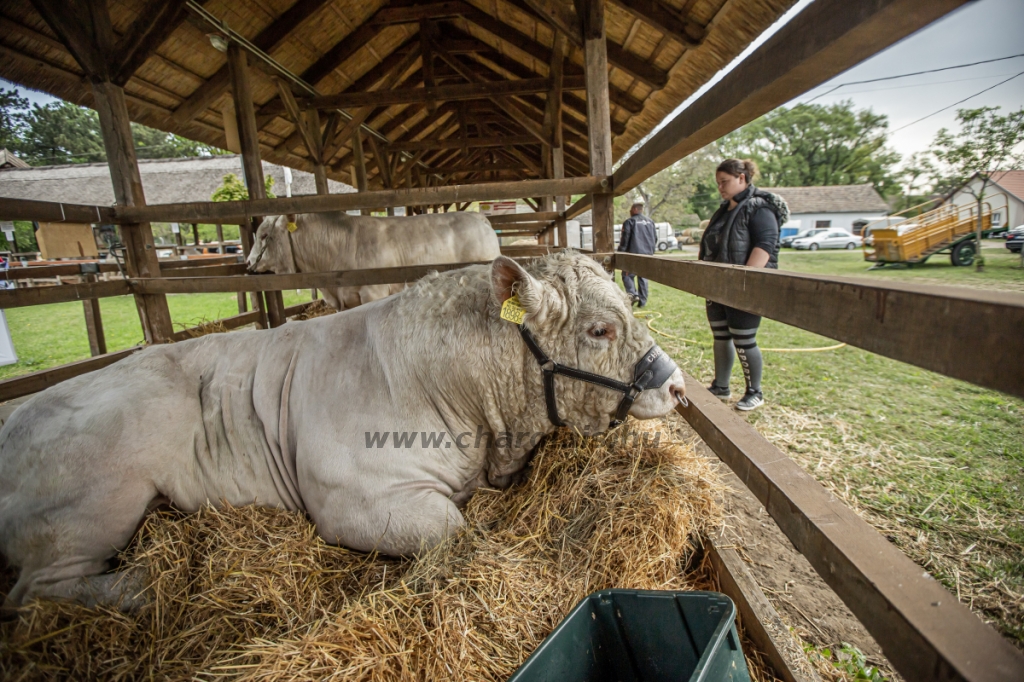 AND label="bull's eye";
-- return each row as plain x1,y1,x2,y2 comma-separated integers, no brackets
592,328,606,337
588,324,615,340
